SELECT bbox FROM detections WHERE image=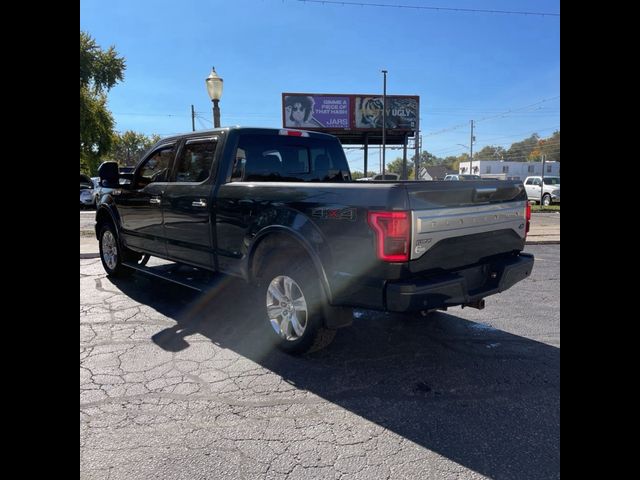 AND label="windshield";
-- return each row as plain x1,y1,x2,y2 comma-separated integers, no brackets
543,177,560,185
